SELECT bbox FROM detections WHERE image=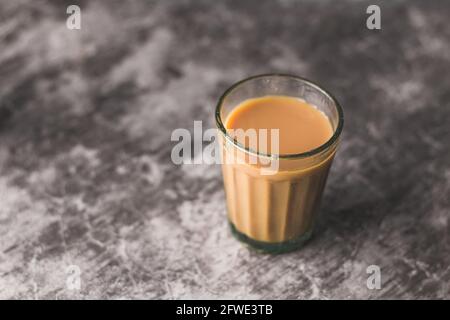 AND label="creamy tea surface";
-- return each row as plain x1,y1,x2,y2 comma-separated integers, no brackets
225,95,333,155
